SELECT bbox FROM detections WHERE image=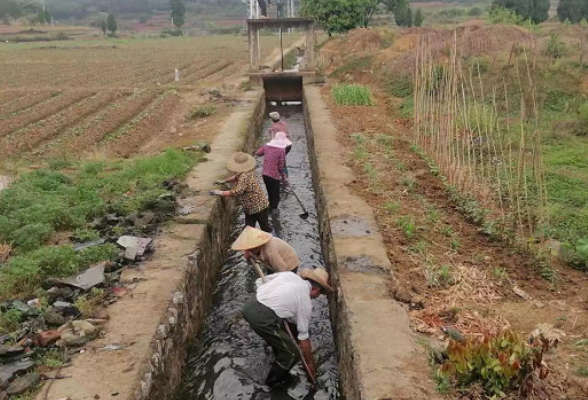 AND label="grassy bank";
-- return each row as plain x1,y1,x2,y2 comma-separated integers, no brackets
0,149,200,301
